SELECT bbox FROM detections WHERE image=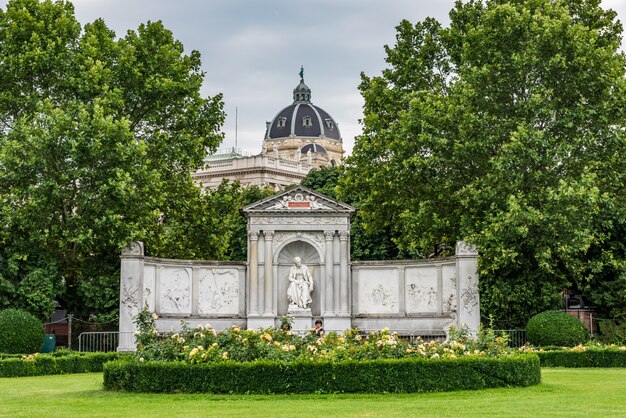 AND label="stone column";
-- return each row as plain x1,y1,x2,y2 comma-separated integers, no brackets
263,231,274,315
324,231,335,313
339,231,350,314
248,231,259,314
455,242,480,335
118,241,145,352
